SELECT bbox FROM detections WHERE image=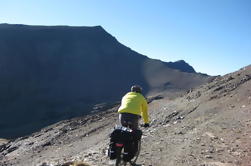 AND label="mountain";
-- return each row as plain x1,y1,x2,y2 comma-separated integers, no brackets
0,24,209,138
1,65,250,166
